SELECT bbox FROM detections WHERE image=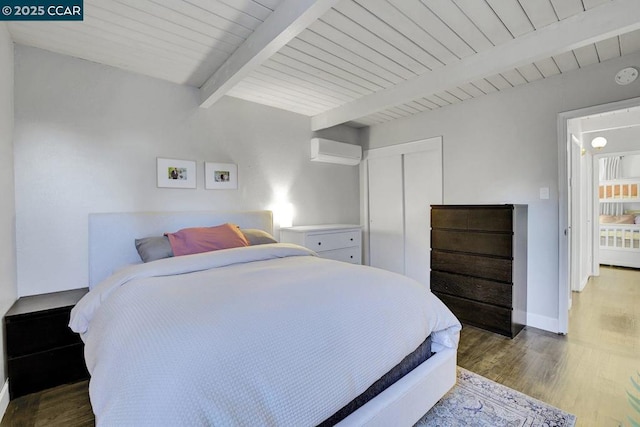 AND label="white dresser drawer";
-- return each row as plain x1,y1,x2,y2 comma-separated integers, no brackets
280,224,362,265
304,230,361,252
318,247,361,264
